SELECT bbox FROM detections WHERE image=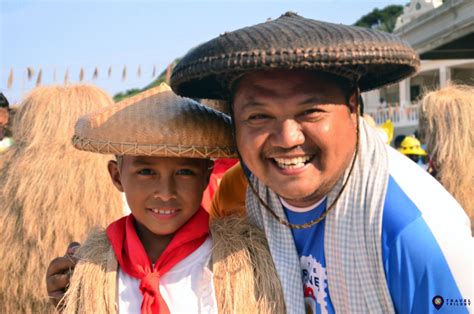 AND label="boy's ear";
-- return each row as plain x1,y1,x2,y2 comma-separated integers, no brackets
108,160,124,192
